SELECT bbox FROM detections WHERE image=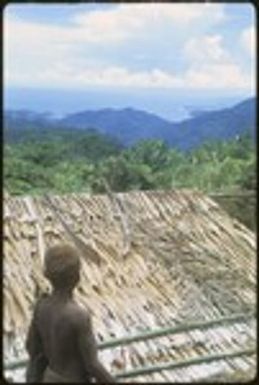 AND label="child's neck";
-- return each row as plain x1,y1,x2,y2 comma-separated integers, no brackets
52,288,74,300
